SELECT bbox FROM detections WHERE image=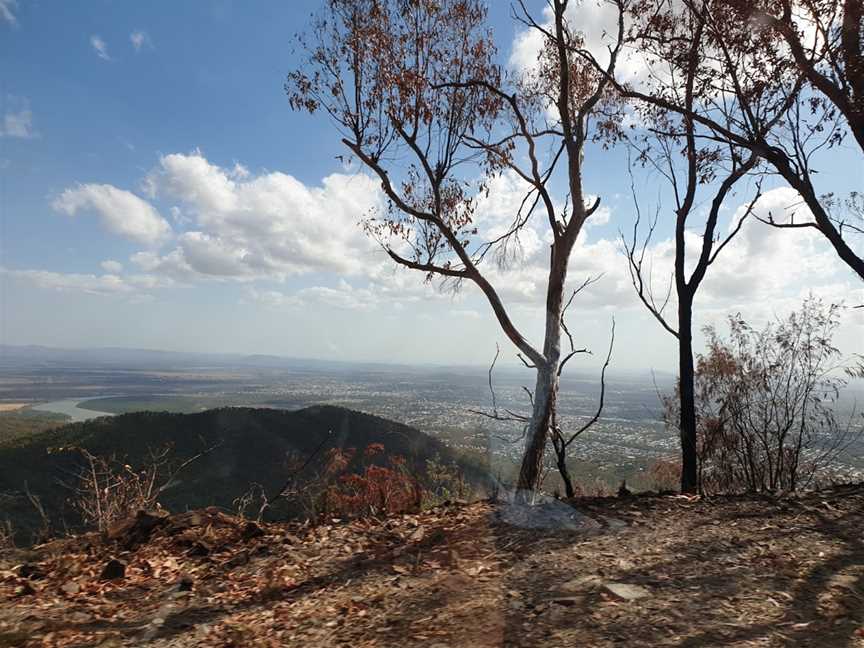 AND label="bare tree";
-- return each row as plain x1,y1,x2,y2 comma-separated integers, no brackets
550,319,614,498
68,444,214,533
595,0,864,279
287,0,627,493
590,2,764,492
